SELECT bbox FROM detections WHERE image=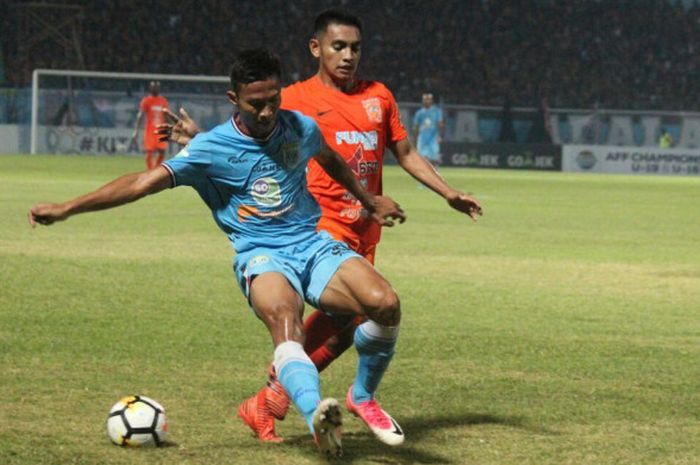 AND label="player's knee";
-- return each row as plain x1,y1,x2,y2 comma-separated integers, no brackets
258,302,304,339
366,288,401,326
